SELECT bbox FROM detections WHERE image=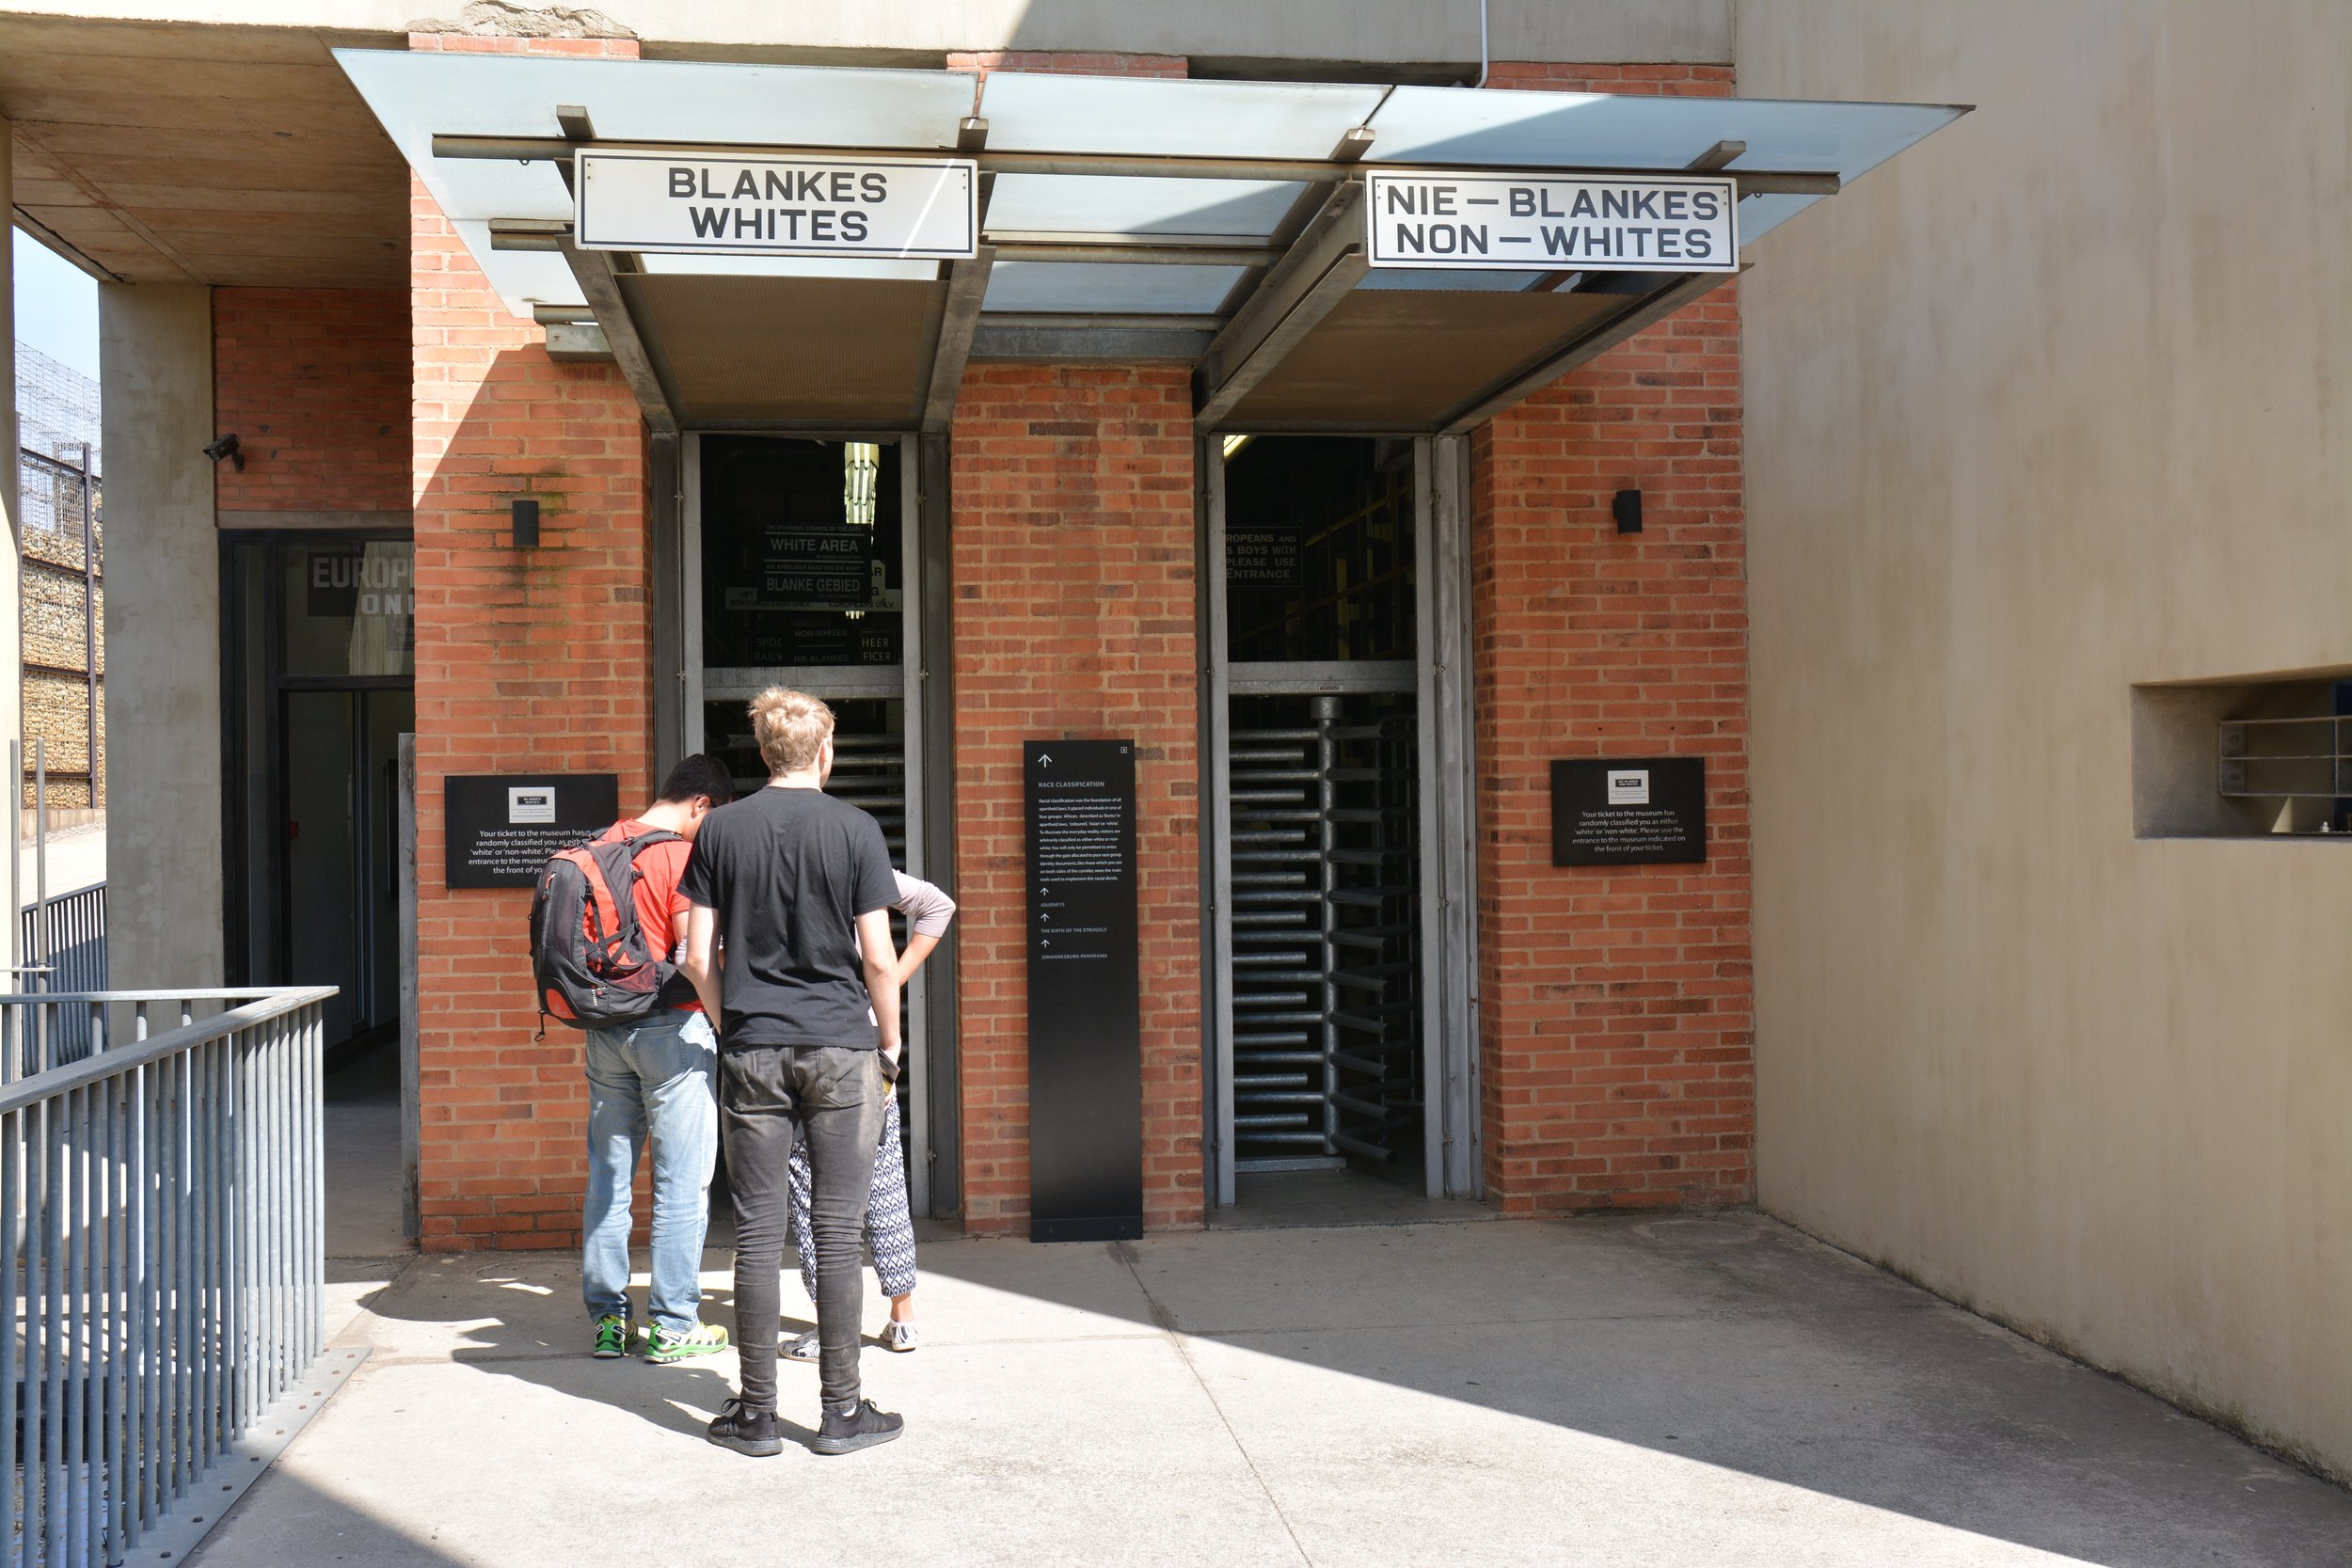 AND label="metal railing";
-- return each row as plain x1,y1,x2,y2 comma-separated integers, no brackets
18,890,105,1013
3,986,335,1567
